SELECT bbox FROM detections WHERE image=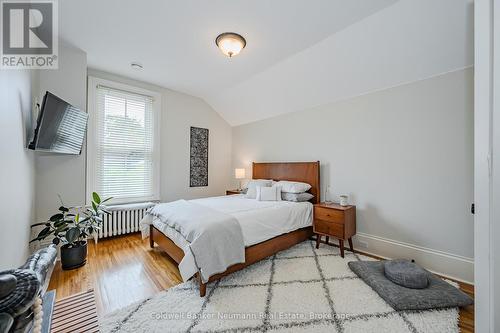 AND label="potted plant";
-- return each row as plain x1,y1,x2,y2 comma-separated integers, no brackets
30,192,111,270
